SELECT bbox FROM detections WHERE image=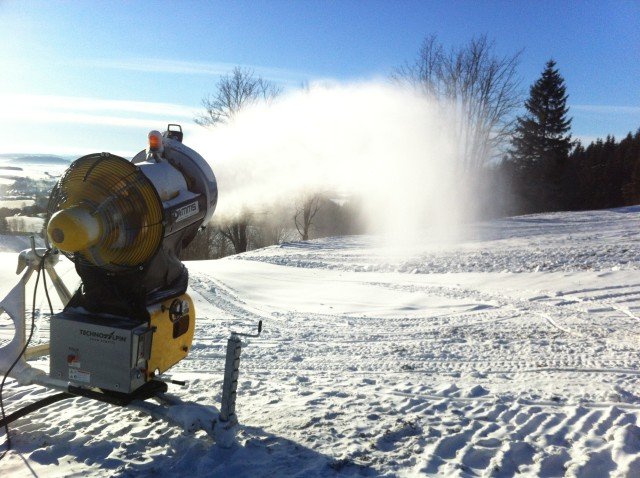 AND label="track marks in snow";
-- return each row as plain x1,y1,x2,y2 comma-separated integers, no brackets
184,263,640,477
189,264,640,383
411,400,640,477
537,312,576,336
